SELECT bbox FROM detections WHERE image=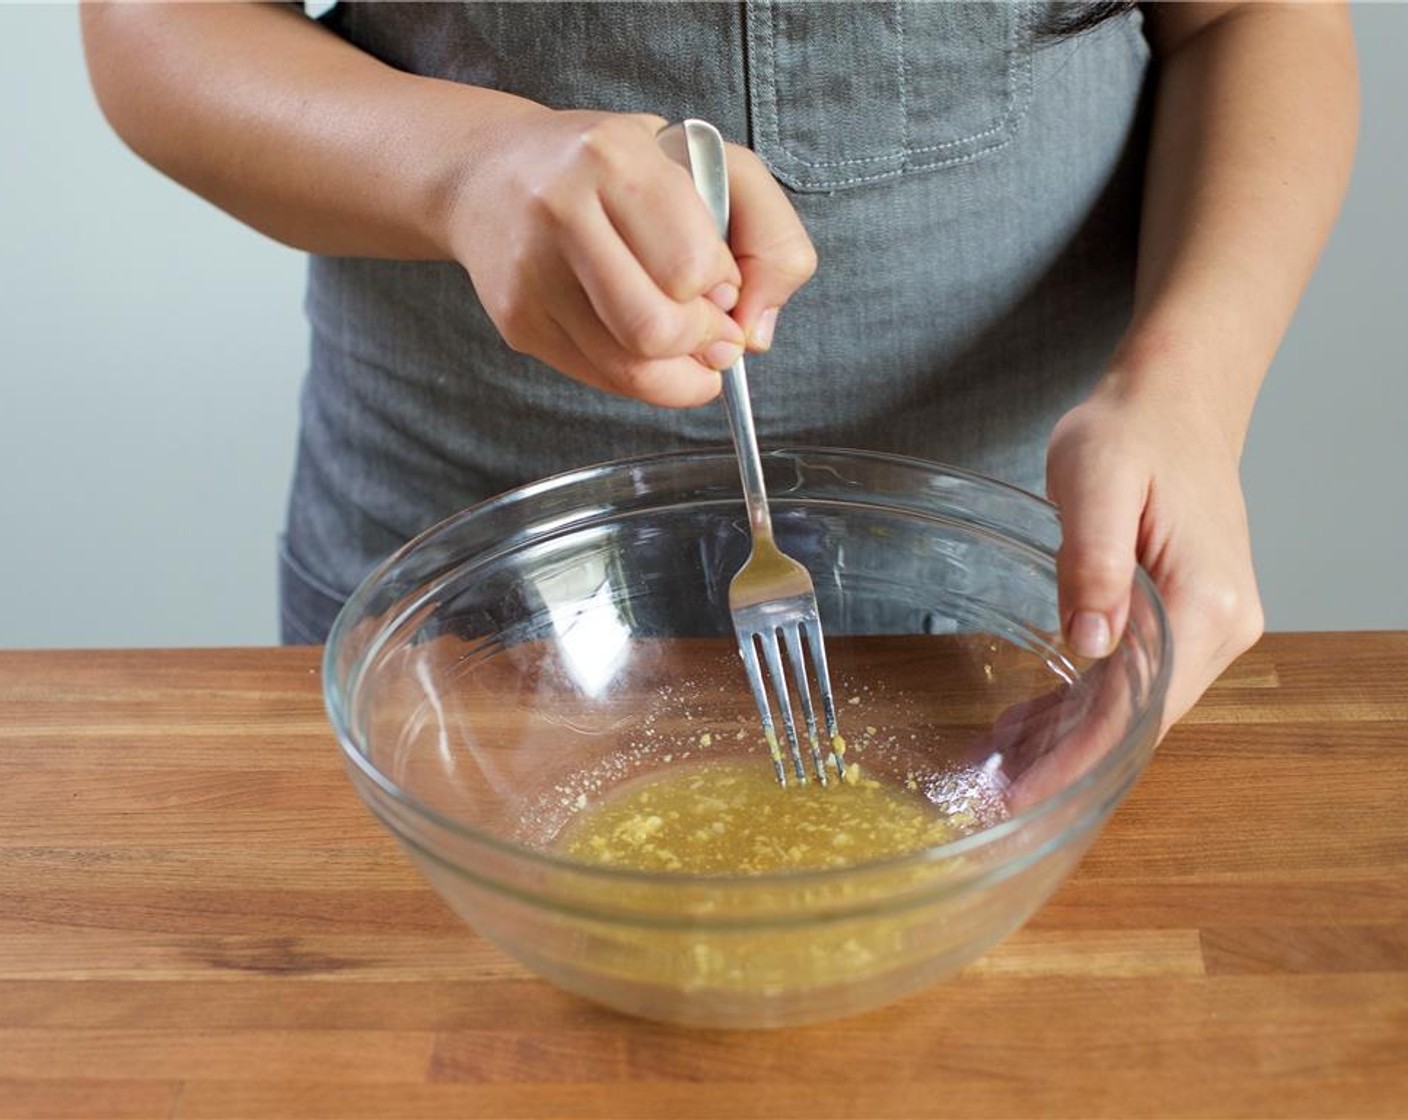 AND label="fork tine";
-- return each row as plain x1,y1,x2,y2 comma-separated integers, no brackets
782,625,827,785
737,633,788,786
803,616,845,780
757,628,809,785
